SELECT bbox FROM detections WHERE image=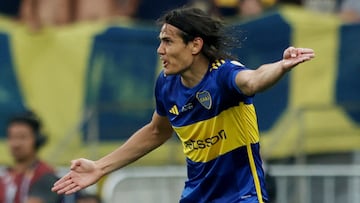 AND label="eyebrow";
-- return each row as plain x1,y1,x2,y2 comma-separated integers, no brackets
158,36,171,41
